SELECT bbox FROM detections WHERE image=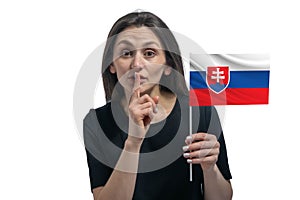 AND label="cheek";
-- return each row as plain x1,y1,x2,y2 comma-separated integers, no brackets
148,67,165,81
113,60,131,76
151,57,167,79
